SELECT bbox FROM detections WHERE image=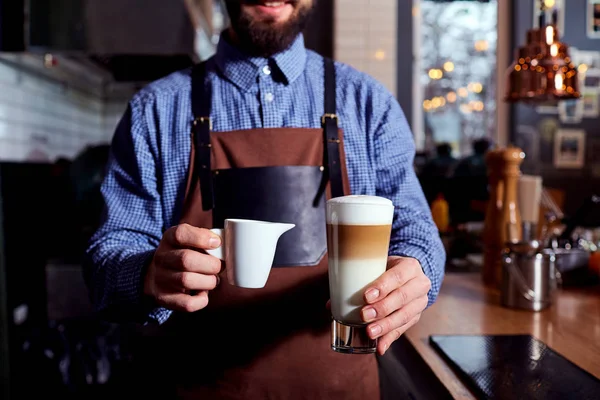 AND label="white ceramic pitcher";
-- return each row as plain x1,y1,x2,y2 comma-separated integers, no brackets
206,219,295,288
